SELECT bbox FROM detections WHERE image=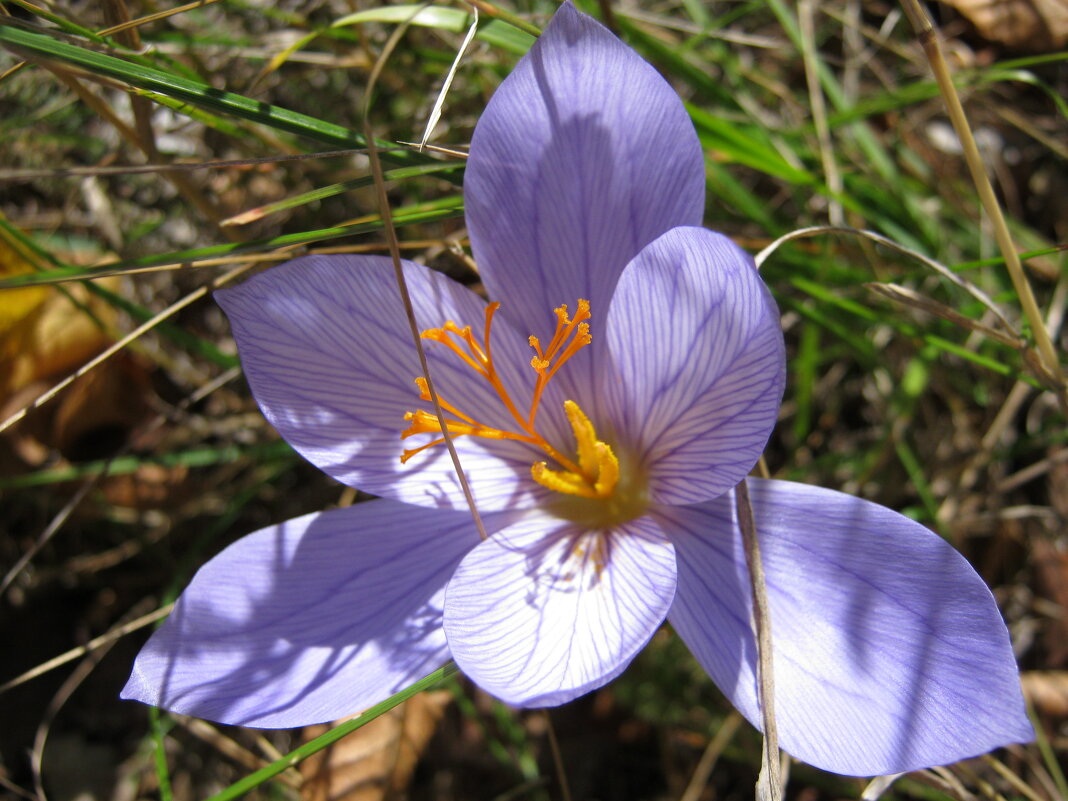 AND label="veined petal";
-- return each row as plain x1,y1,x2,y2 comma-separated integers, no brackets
465,3,704,409
122,500,518,727
663,479,1033,776
444,512,676,706
215,256,542,511
604,228,785,505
